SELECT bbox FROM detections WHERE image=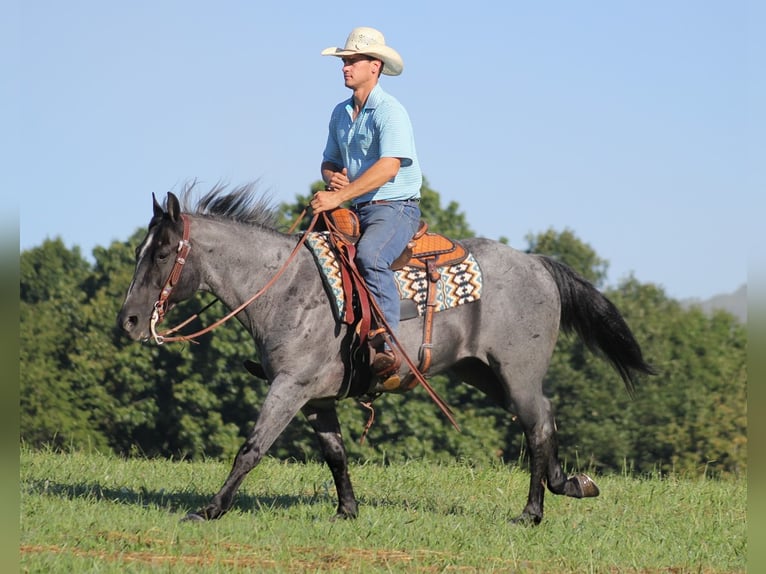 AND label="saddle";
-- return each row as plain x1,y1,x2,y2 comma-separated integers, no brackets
319,208,468,274
321,208,469,394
